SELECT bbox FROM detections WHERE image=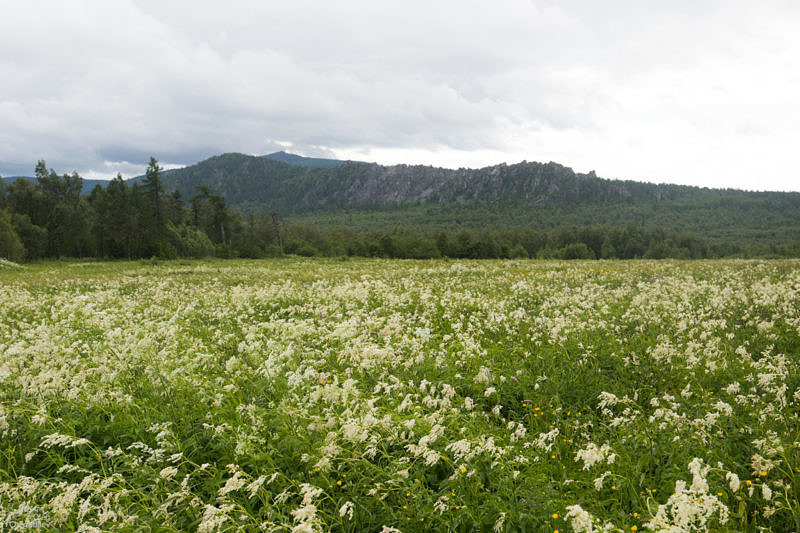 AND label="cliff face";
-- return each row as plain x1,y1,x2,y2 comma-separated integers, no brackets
312,161,630,205
158,153,647,210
